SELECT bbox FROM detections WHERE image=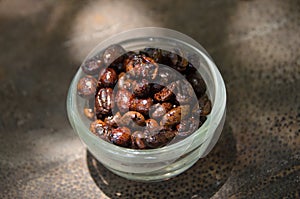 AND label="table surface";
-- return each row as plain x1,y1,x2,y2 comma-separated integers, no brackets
0,0,299,198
